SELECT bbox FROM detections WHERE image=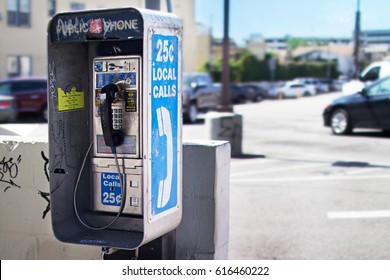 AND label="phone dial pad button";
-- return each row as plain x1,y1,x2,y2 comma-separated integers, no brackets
130,197,140,207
